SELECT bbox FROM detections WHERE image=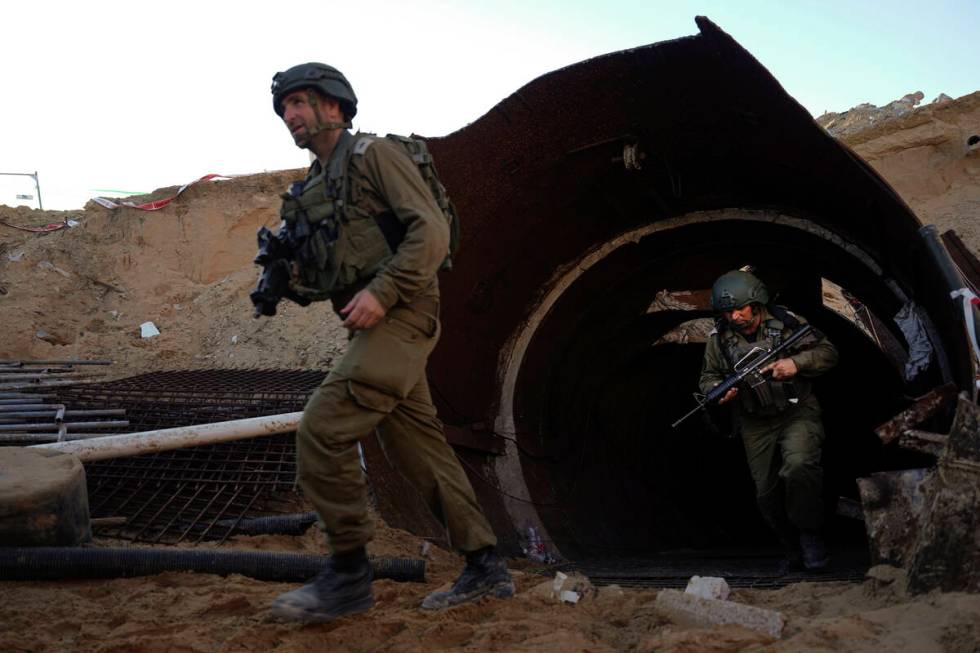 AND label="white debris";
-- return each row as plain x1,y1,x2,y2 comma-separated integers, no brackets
552,571,593,604
140,321,161,338
684,575,730,601
231,335,239,344
559,590,581,604
655,589,784,638
7,249,24,262
552,572,568,598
